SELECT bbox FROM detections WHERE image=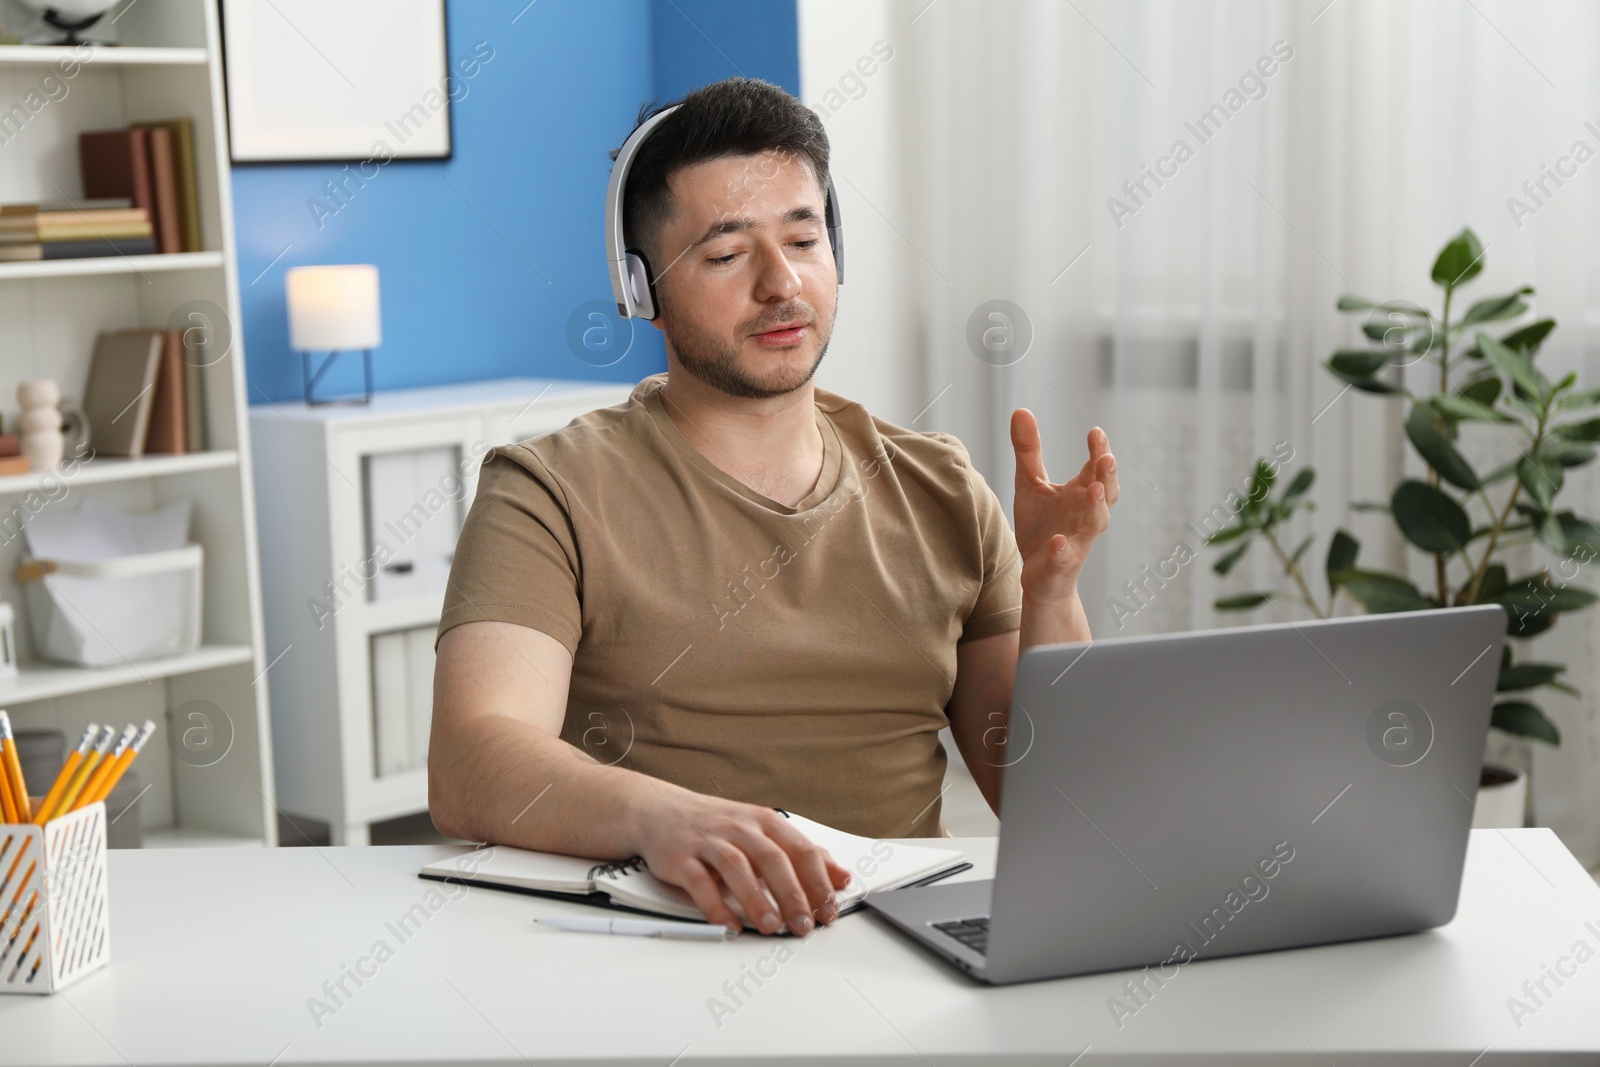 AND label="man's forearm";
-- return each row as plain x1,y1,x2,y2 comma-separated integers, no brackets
1018,586,1092,650
429,714,658,860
